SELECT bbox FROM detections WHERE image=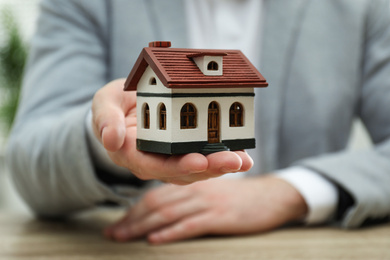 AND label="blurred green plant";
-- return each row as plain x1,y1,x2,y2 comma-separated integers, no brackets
0,7,28,133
